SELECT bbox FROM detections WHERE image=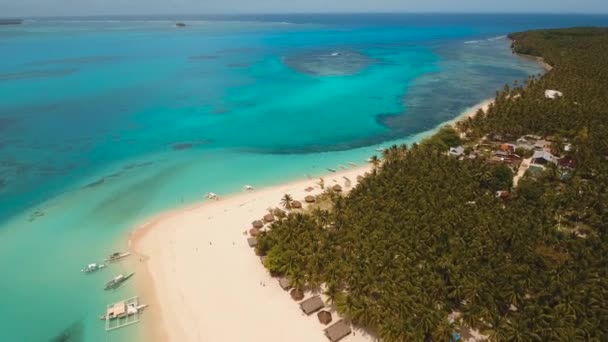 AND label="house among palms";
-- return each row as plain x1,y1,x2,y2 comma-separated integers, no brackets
531,151,558,165
448,146,465,157
545,89,563,99
534,139,552,151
